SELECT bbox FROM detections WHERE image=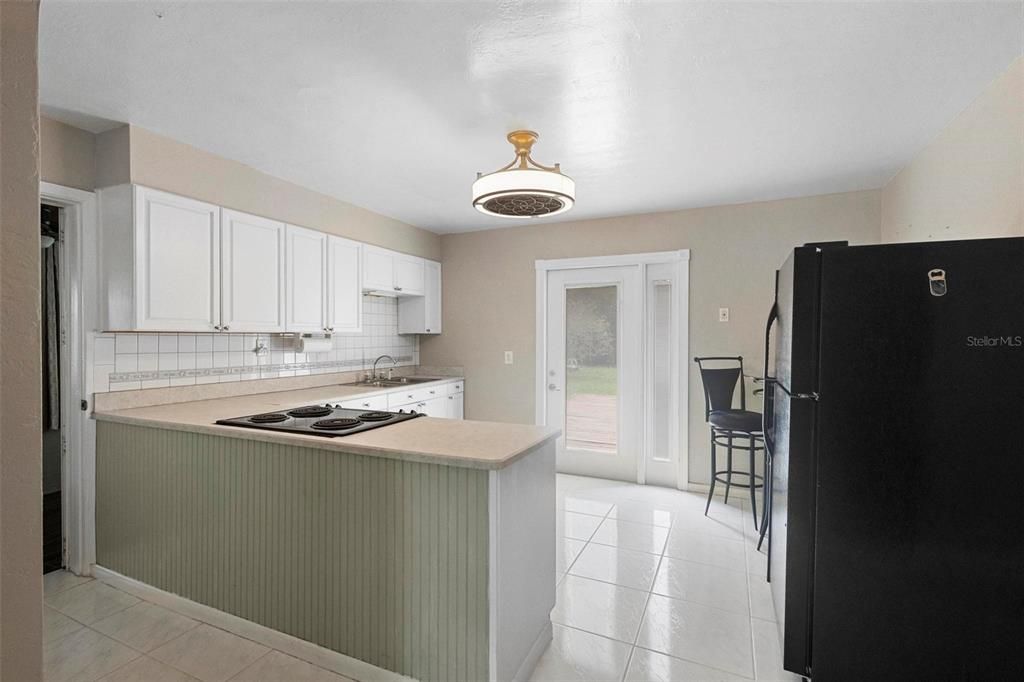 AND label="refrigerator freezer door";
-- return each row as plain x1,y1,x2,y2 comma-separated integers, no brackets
811,238,1024,679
